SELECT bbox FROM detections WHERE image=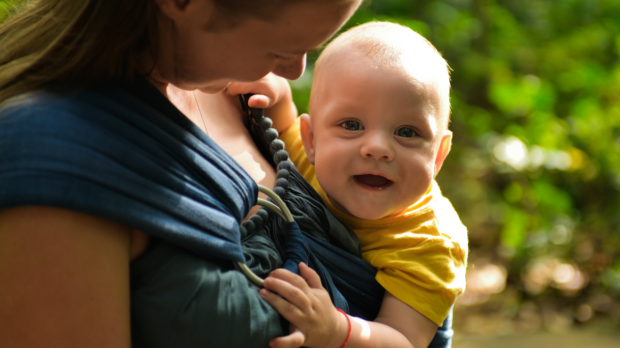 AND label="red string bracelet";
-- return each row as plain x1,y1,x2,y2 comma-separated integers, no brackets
336,308,351,348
